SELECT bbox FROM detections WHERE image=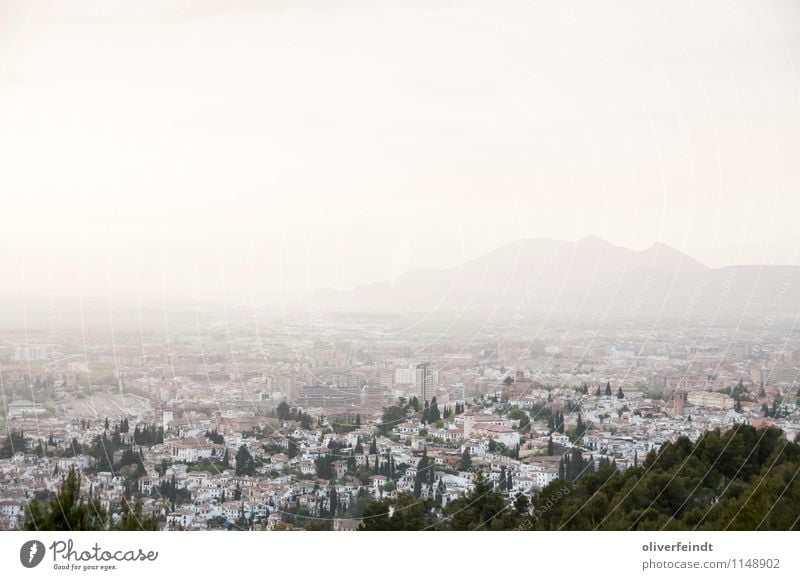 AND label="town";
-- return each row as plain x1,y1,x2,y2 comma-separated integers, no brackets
2,311,799,531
